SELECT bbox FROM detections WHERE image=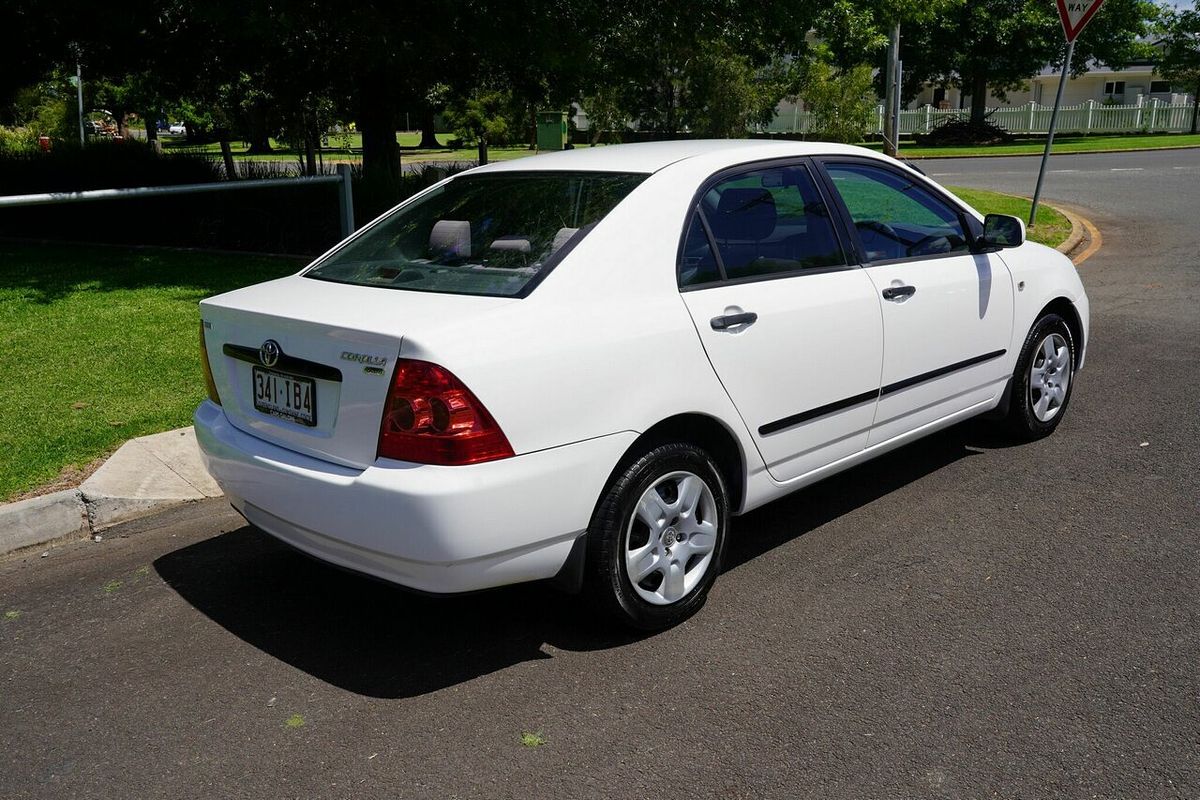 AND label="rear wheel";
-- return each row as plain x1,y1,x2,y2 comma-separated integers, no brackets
1006,313,1077,440
584,443,729,631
